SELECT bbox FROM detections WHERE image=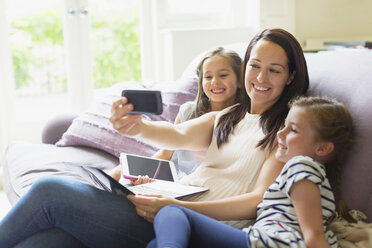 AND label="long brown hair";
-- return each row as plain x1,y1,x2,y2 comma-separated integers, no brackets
186,47,242,120
215,28,309,150
290,96,354,212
